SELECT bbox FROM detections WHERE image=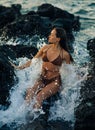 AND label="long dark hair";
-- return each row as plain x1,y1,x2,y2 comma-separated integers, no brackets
55,27,74,62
